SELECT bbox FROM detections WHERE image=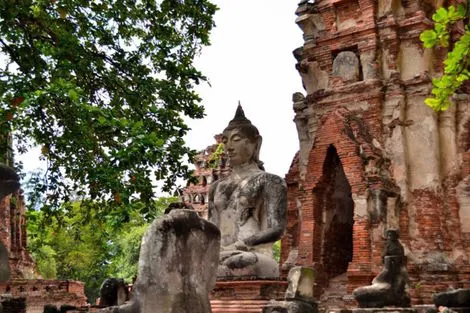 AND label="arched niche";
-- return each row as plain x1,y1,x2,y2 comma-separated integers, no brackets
315,144,354,279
